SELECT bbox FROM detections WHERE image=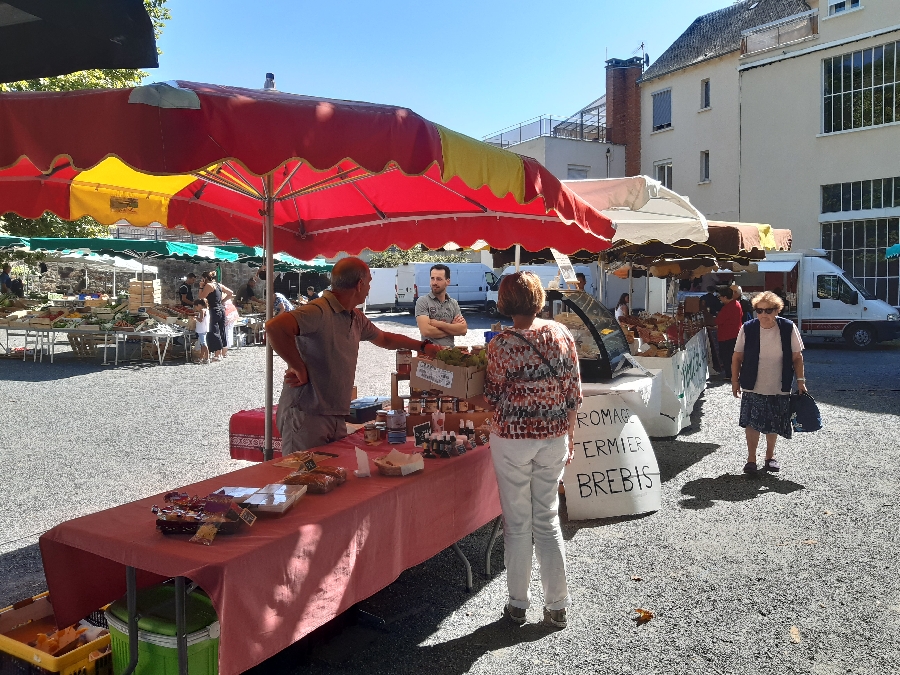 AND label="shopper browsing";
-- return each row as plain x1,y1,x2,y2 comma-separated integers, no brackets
415,264,467,347
193,298,210,364
615,293,630,320
198,271,235,361
484,271,582,629
715,286,743,380
266,258,443,452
